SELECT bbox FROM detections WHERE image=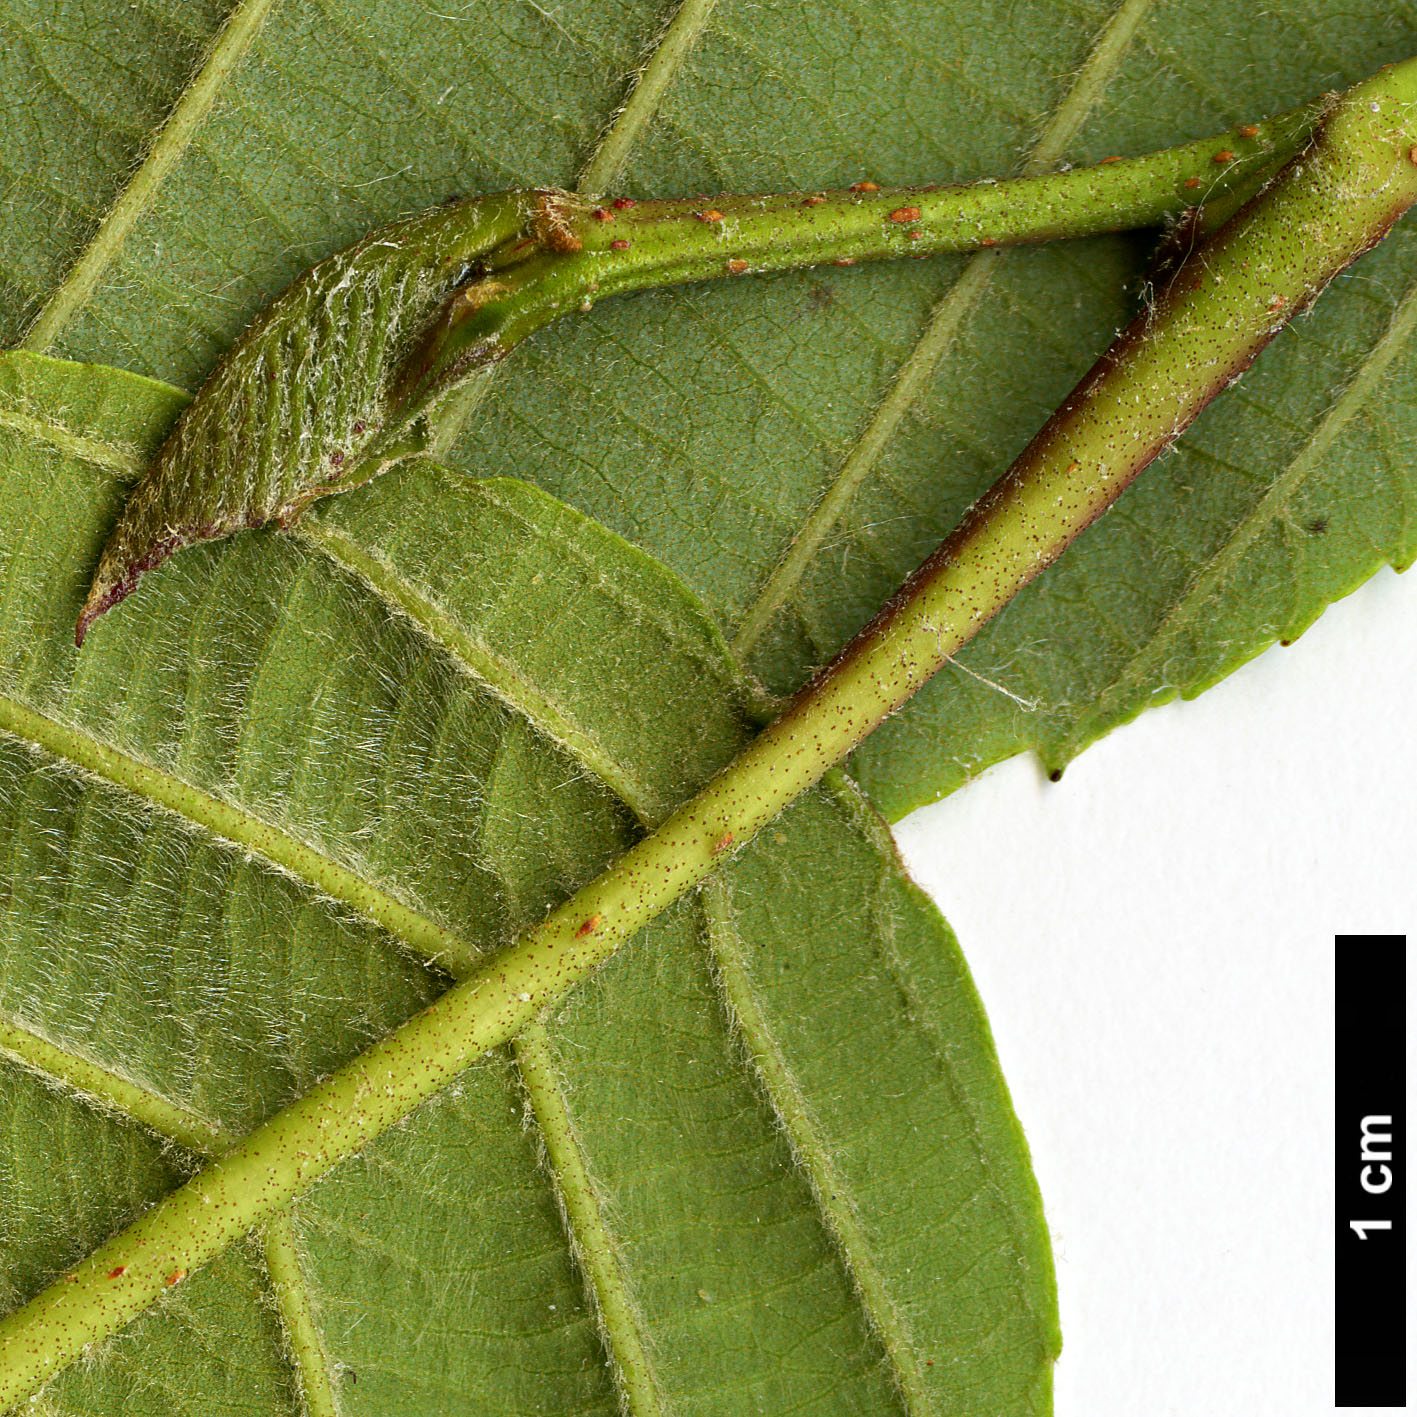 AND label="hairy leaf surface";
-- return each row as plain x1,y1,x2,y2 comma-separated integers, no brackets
1,0,1414,1411
444,0,1417,815
0,351,1054,1413
2,0,1411,809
